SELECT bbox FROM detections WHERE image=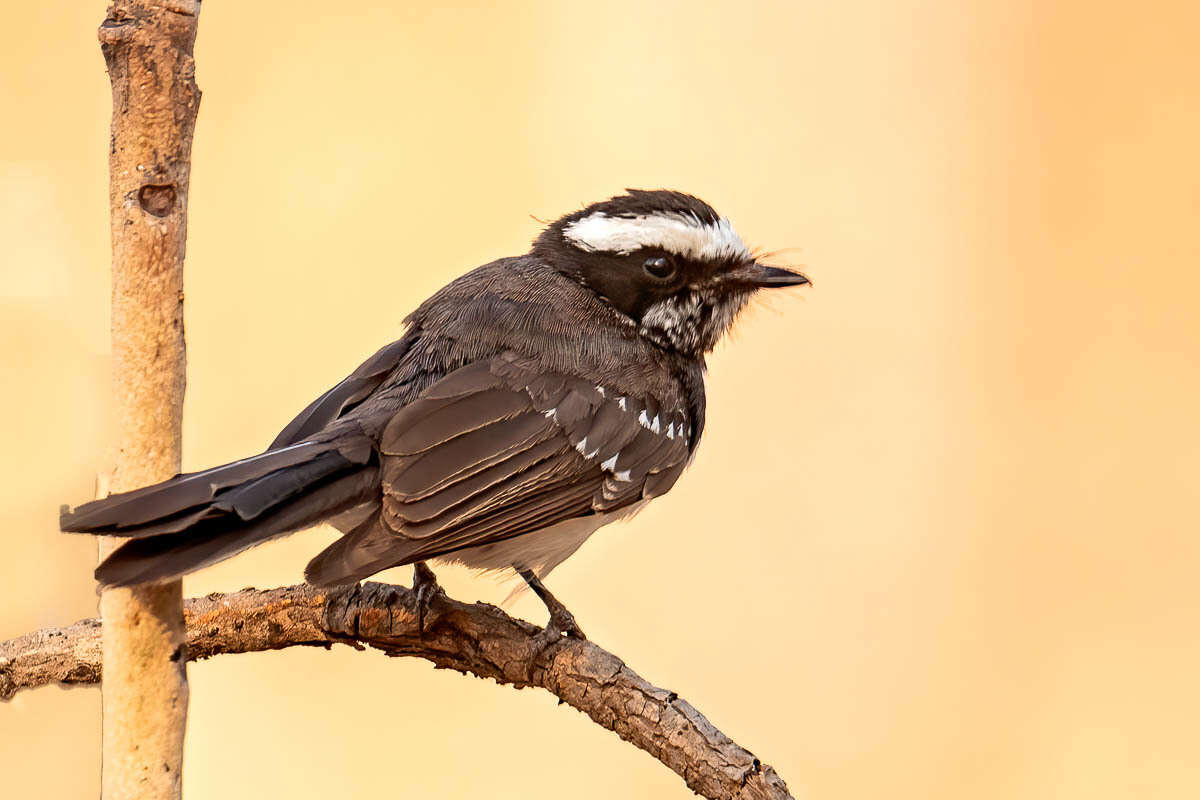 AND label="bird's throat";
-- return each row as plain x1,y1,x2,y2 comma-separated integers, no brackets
638,290,750,355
